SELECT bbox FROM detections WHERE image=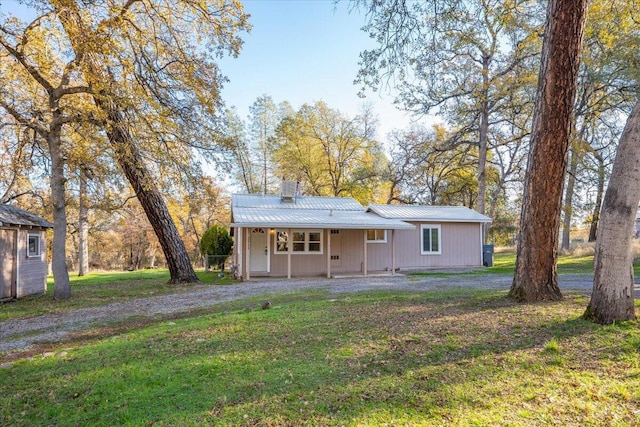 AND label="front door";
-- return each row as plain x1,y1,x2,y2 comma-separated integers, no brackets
0,229,17,299
250,228,269,273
